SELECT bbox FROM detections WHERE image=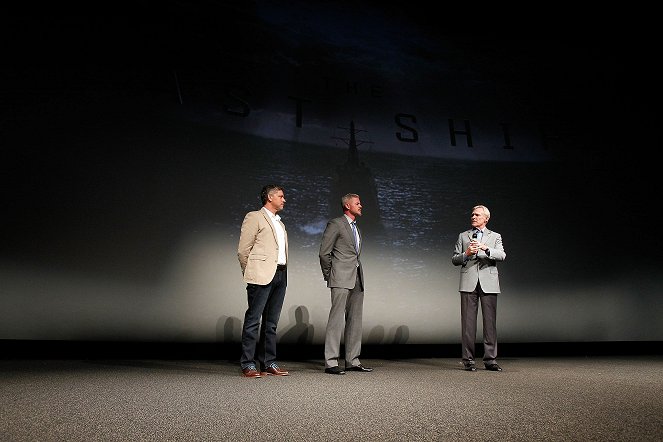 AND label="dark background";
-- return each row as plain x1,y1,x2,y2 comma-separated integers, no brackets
2,6,660,350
